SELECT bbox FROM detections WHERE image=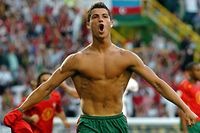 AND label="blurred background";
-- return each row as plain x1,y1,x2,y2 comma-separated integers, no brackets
0,0,200,132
